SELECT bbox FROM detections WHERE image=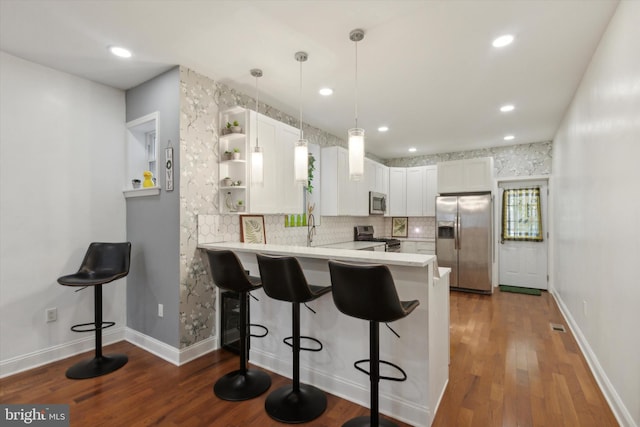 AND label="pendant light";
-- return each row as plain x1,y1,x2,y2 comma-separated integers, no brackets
348,29,365,181
250,68,263,186
294,51,309,184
